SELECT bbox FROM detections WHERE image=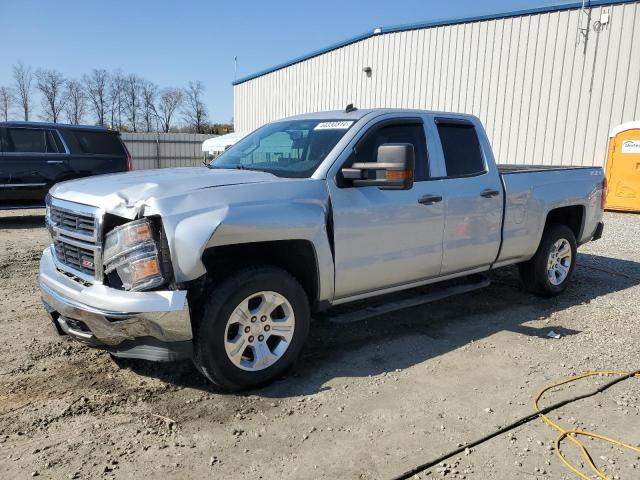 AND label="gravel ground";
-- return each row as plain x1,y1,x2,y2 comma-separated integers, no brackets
0,209,639,480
